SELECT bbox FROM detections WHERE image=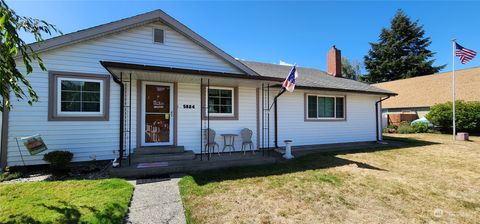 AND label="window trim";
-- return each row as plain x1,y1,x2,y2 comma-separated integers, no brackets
305,93,346,121
49,71,110,121
202,86,238,120
152,28,165,44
